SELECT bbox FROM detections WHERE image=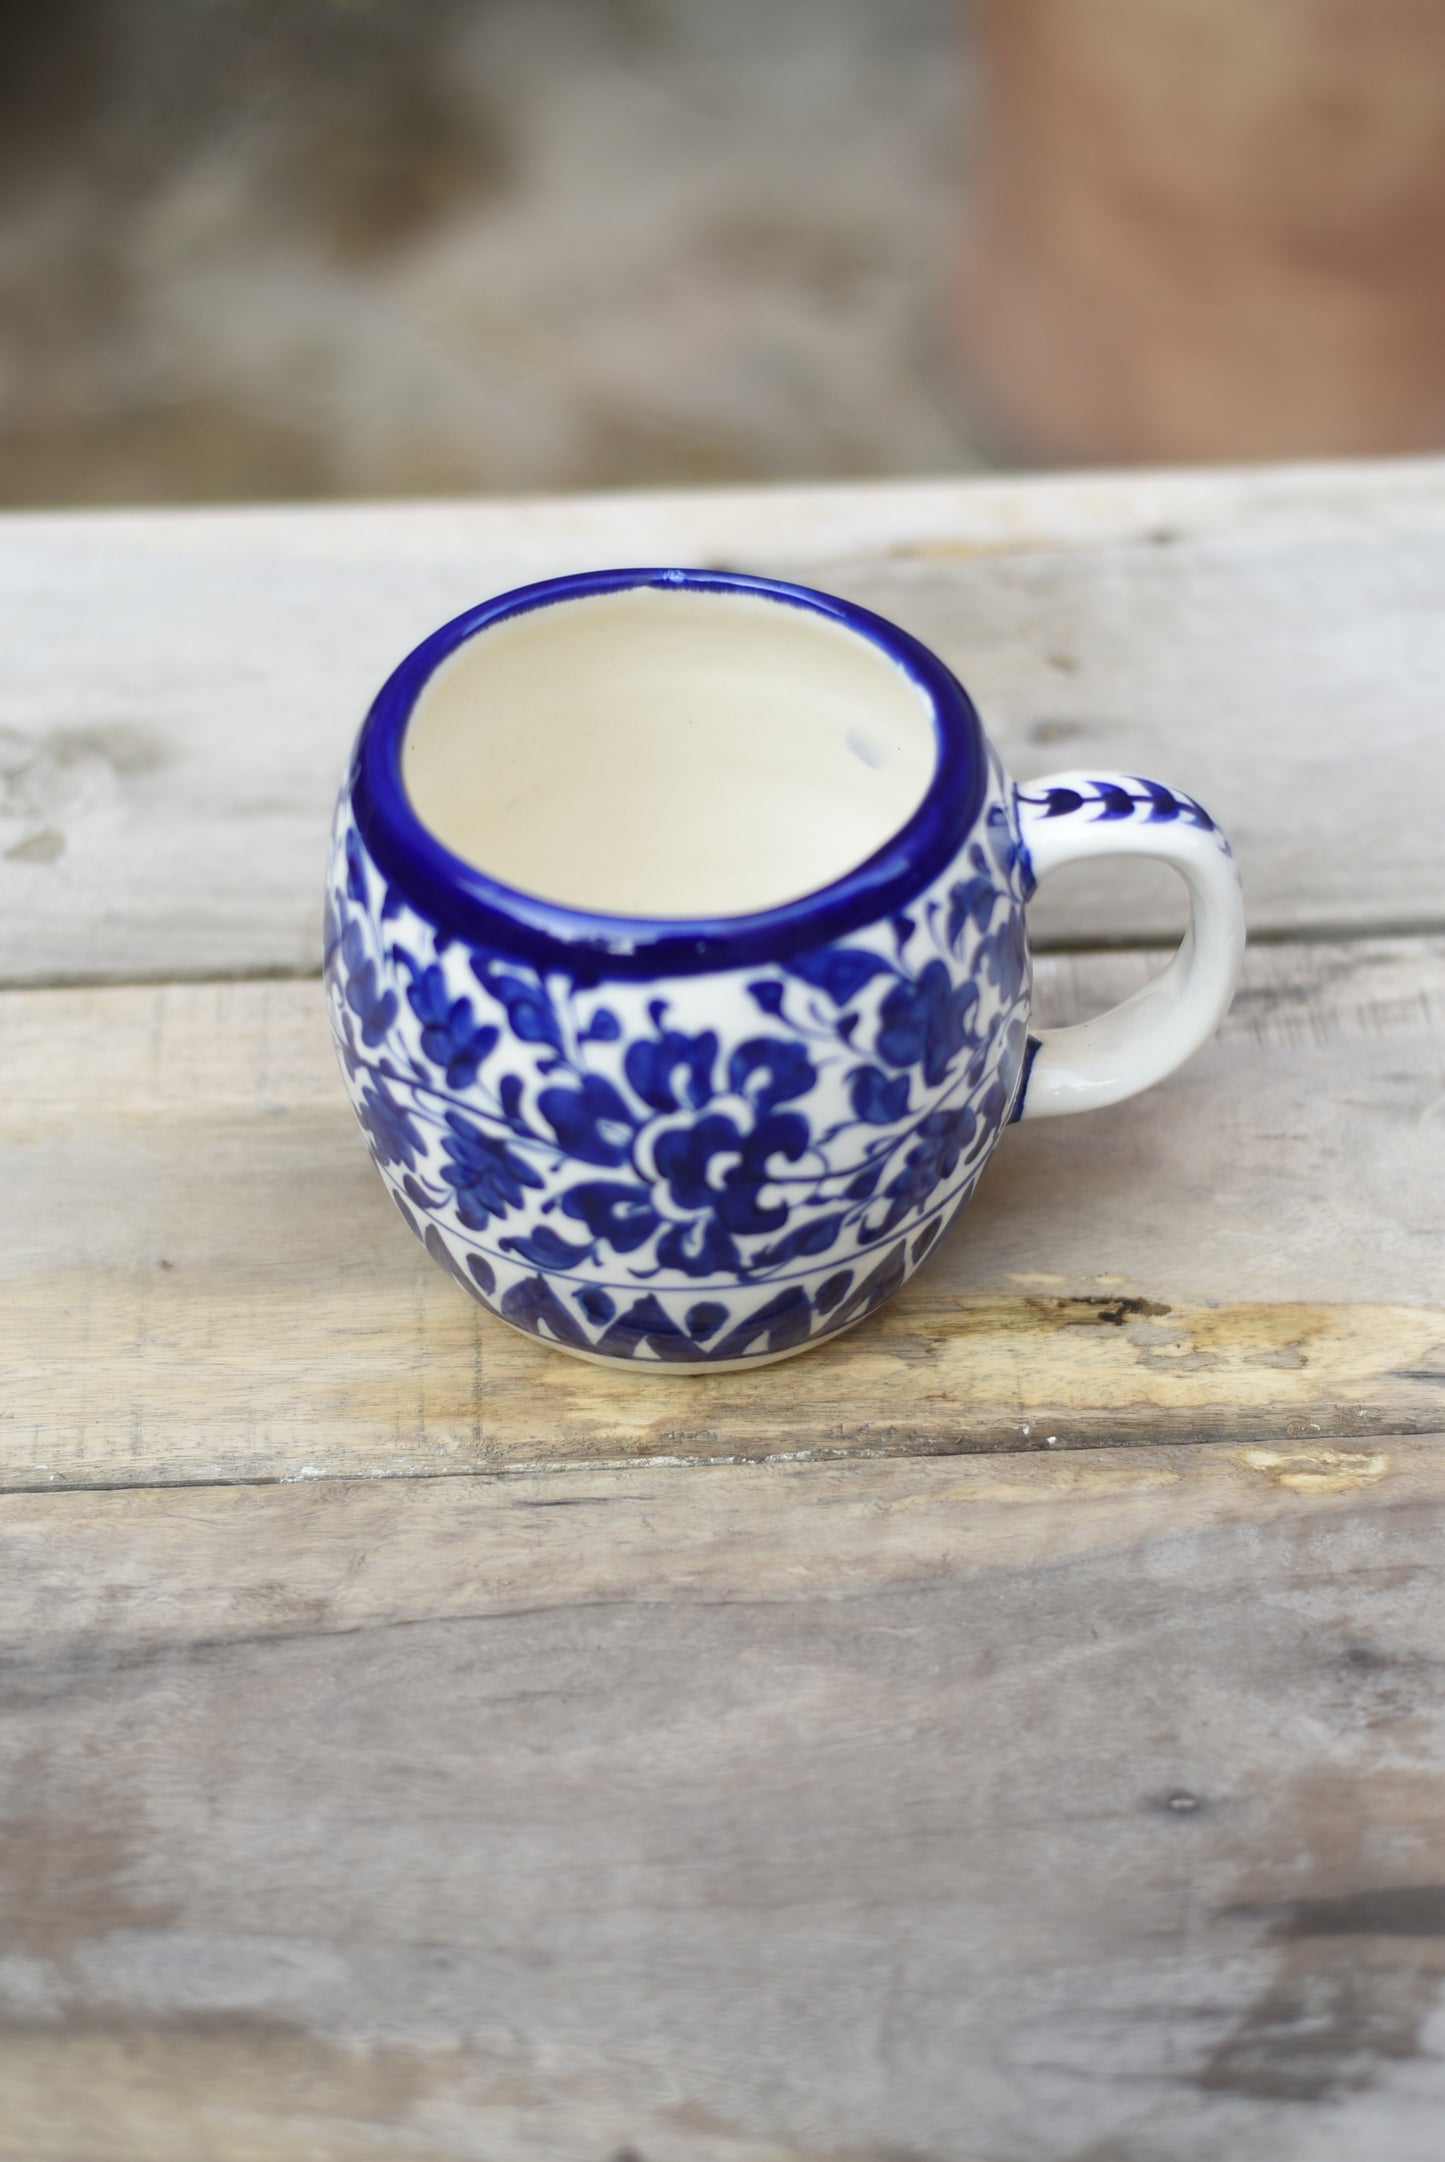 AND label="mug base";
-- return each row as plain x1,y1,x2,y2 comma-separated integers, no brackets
540,1312,864,1376
550,1341,809,1376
